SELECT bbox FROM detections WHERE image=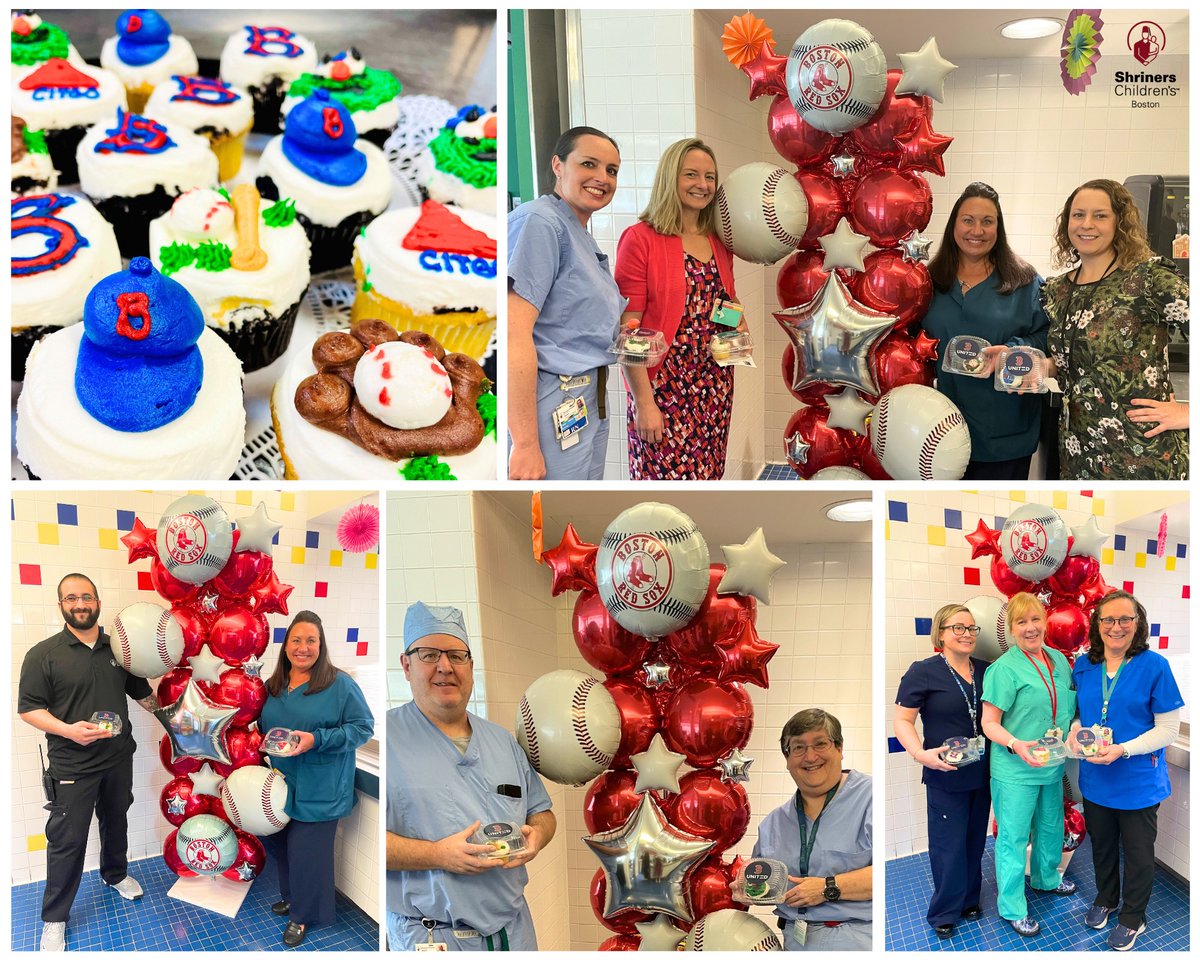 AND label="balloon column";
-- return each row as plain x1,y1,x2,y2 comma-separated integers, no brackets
524,502,786,950
719,13,971,480
119,495,295,884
